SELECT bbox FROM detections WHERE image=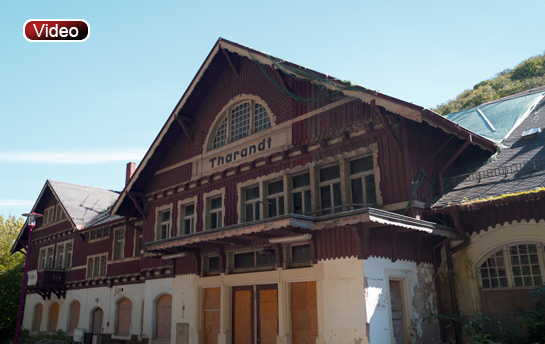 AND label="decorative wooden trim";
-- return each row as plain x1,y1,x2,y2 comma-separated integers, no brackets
128,192,147,220
176,115,193,144
221,47,239,77
371,99,402,155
